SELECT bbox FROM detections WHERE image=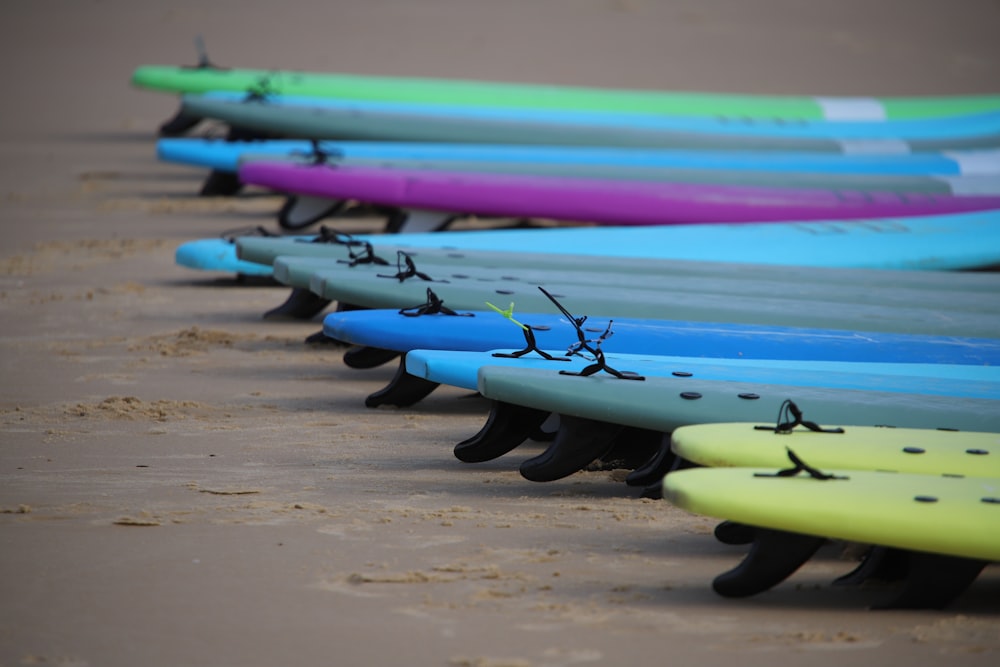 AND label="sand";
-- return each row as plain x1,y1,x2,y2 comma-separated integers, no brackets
1,1,999,665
